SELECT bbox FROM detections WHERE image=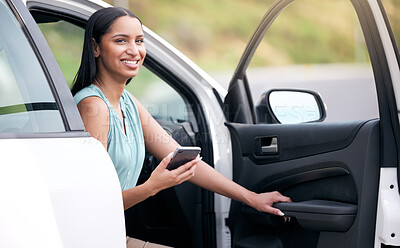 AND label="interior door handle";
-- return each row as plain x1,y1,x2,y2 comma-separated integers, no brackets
255,136,278,155
261,137,278,153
